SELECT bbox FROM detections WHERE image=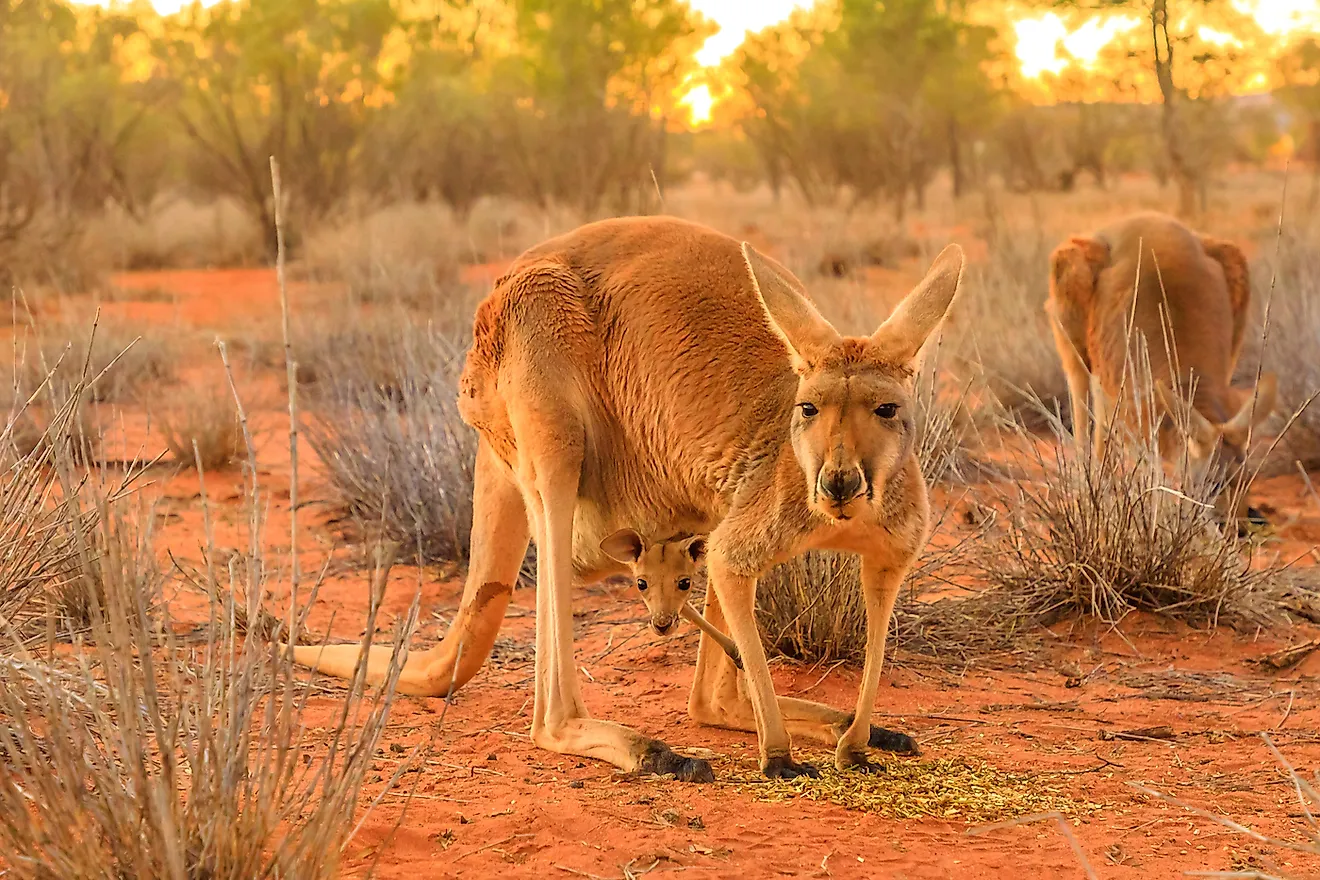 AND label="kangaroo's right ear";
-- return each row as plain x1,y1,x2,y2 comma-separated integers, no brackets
600,529,645,565
742,242,841,372
869,244,965,366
